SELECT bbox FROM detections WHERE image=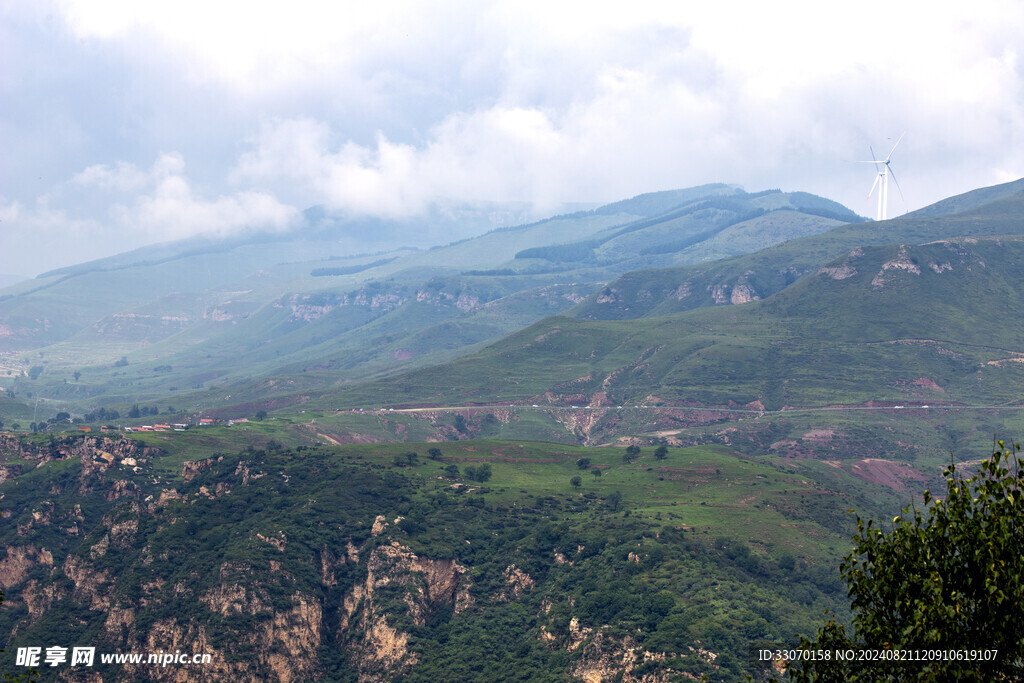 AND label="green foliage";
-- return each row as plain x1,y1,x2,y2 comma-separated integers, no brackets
310,257,396,277
623,445,641,463
462,463,492,482
790,441,1024,681
514,240,600,262
654,445,668,461
570,476,582,488
576,457,591,469
27,366,43,380
0,436,883,681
